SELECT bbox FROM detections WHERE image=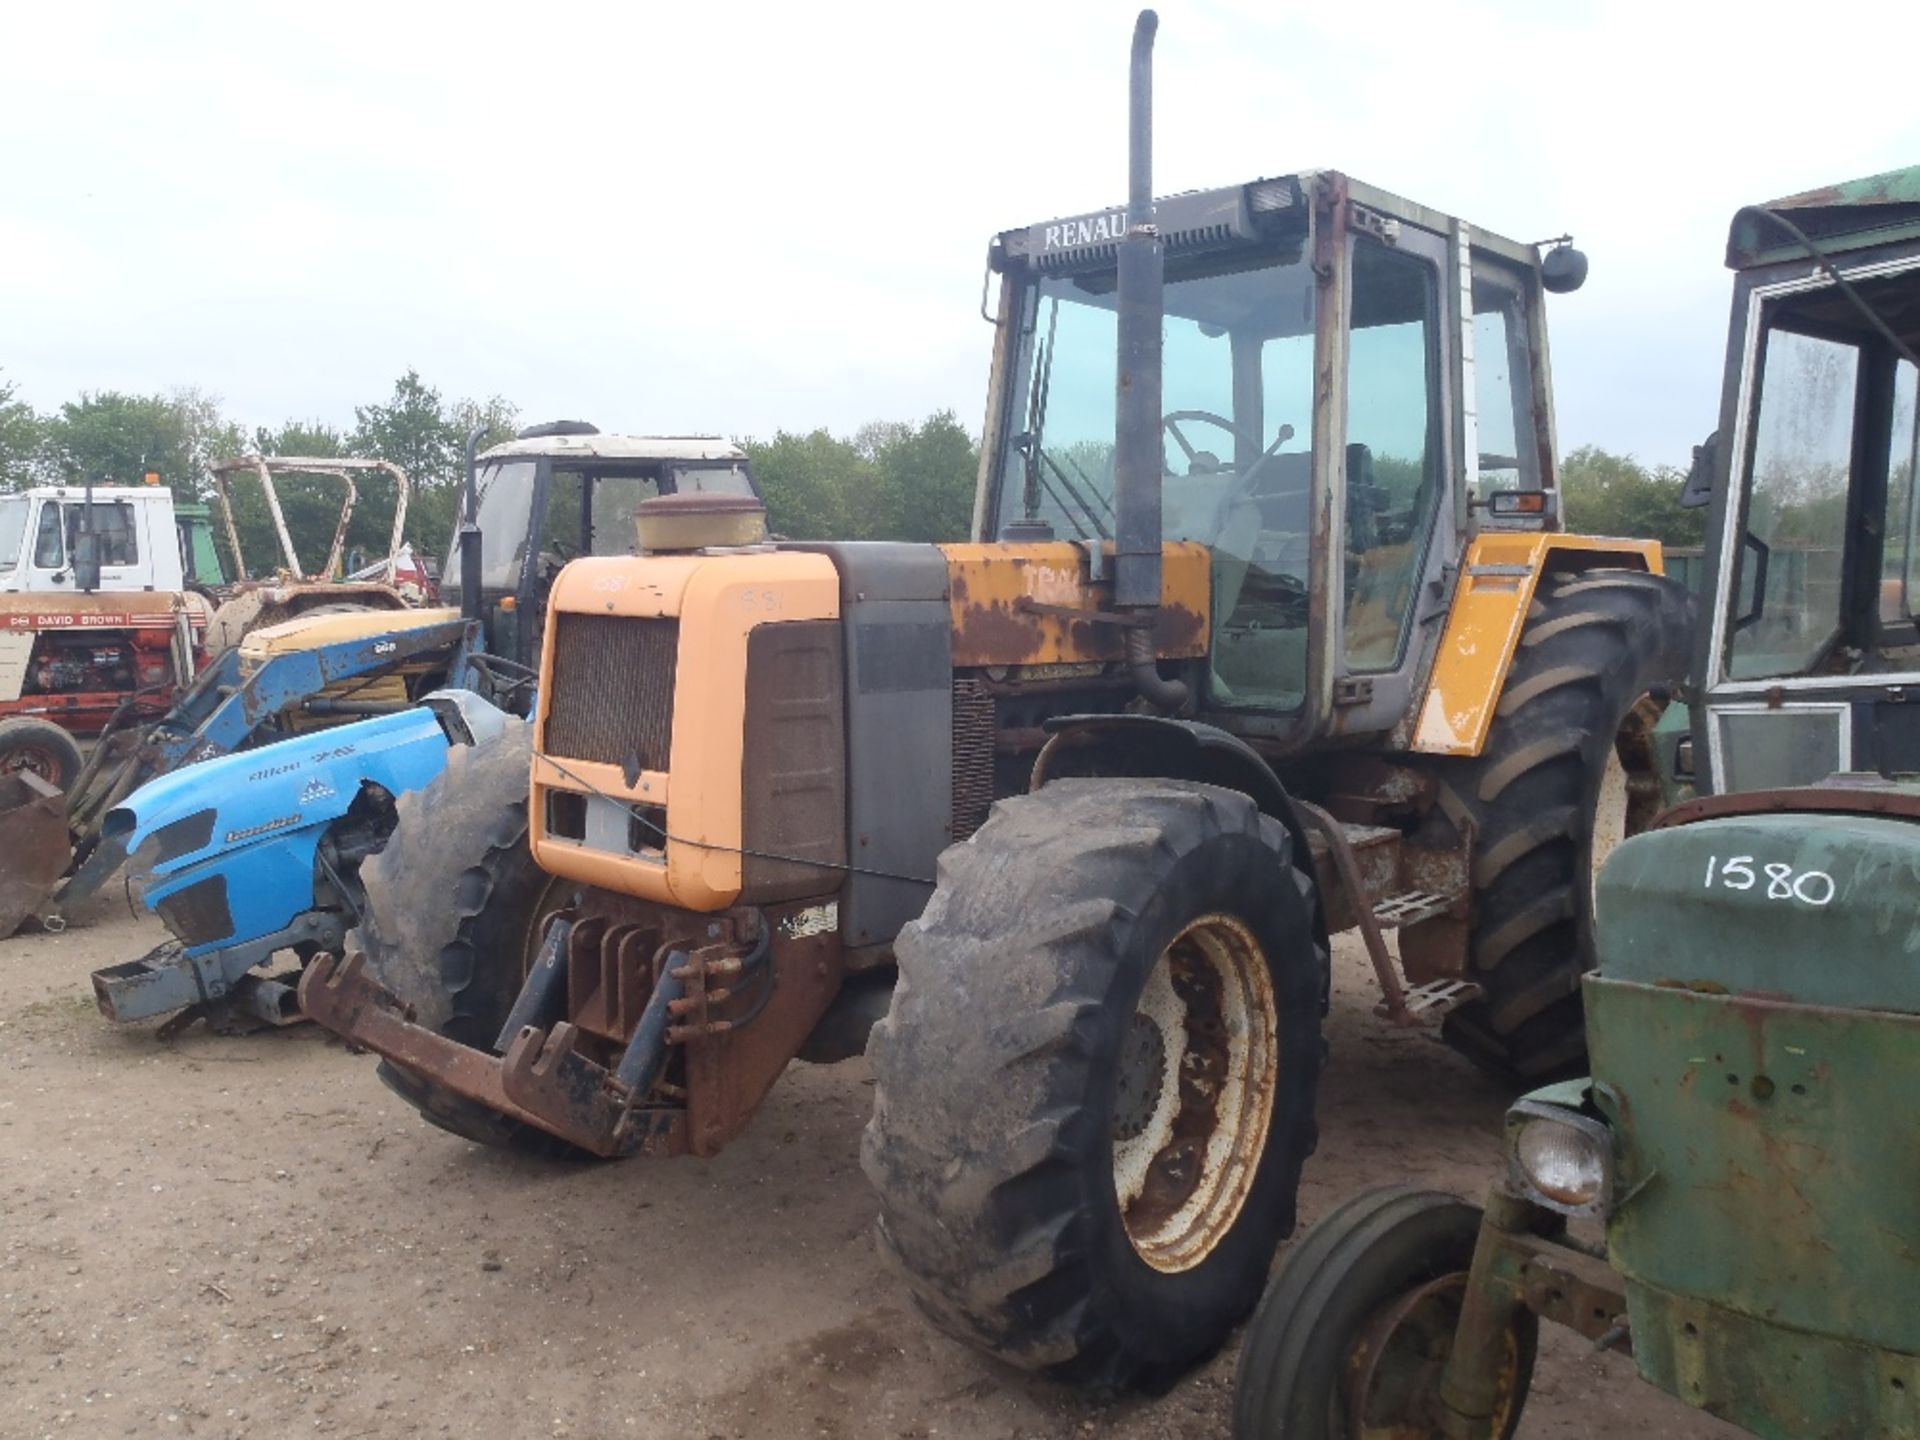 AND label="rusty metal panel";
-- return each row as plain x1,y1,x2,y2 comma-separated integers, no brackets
683,909,844,1157
1621,1278,1920,1440
940,541,1209,668
1587,975,1920,1360
0,770,68,934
